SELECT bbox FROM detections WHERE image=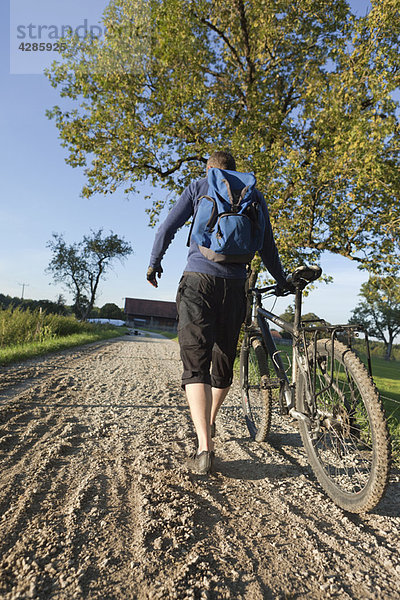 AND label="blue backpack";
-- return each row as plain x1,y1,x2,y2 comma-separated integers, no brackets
187,168,265,263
